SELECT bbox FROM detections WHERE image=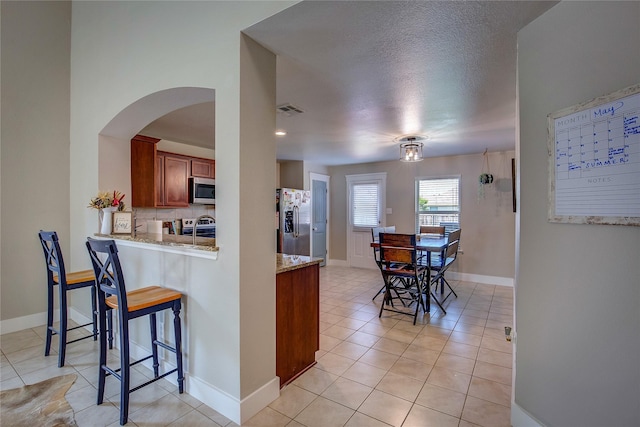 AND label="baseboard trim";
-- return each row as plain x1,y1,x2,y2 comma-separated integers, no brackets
0,310,59,335
71,307,279,425
511,402,545,427
188,373,280,425
448,272,514,287
323,260,514,287
69,307,93,329
327,259,349,267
